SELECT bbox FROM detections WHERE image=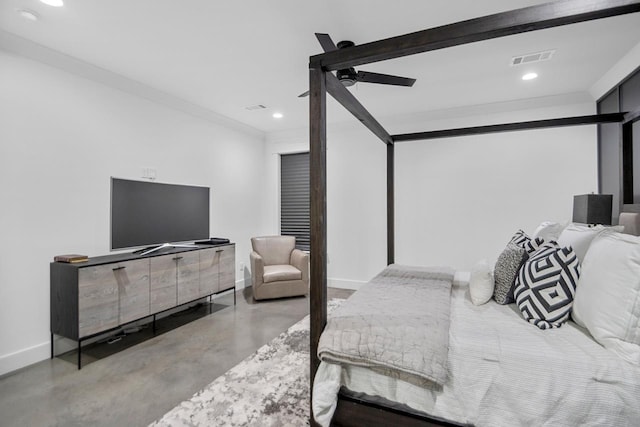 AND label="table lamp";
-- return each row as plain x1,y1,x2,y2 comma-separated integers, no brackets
572,194,613,225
